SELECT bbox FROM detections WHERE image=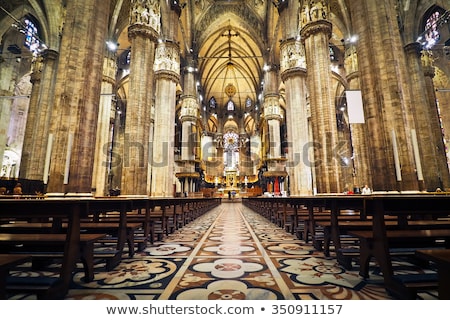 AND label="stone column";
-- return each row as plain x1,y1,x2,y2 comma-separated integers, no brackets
180,96,198,162
403,43,447,190
0,54,20,178
263,66,282,160
421,50,450,189
350,0,419,191
300,1,341,193
344,44,372,190
121,0,160,195
19,56,42,179
0,89,13,176
150,2,181,197
277,1,312,195
47,0,111,193
20,50,58,183
92,53,117,196
151,41,180,196
281,69,312,195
